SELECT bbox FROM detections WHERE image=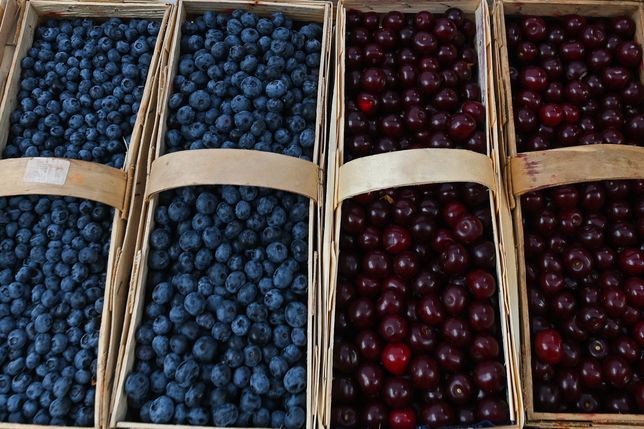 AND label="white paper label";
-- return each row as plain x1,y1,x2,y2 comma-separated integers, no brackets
23,159,70,186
